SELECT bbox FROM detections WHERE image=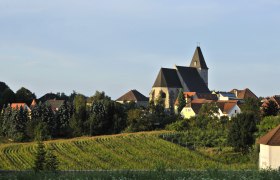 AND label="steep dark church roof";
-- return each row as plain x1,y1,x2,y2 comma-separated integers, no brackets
176,66,210,93
116,90,149,102
190,46,208,69
153,68,182,88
